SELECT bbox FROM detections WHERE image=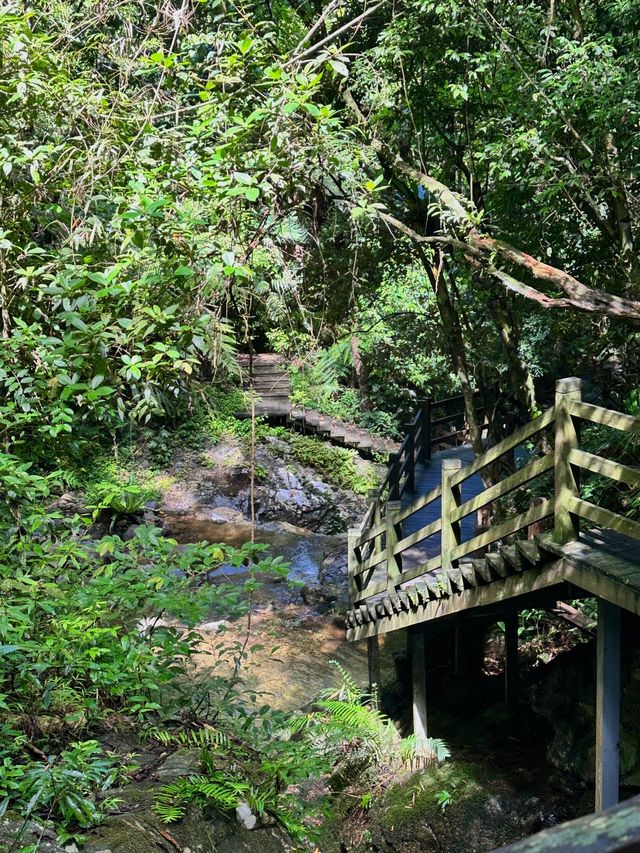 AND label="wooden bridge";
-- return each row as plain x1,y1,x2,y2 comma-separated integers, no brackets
346,378,640,814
